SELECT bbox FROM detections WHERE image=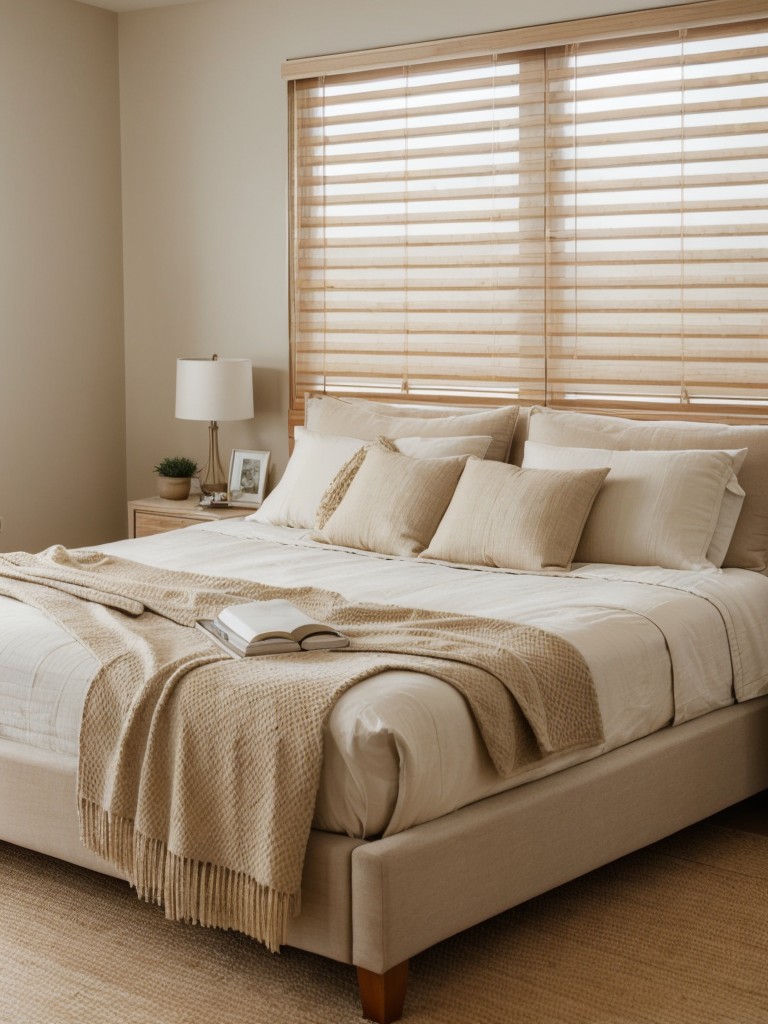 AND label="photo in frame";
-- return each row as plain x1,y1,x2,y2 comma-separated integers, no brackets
227,449,270,508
